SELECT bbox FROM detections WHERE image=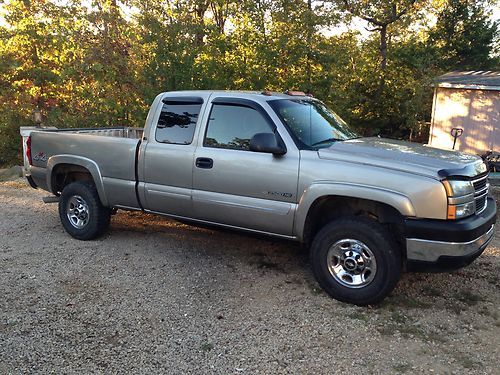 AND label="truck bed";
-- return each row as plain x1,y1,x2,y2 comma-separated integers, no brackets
21,127,143,175
28,127,144,209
